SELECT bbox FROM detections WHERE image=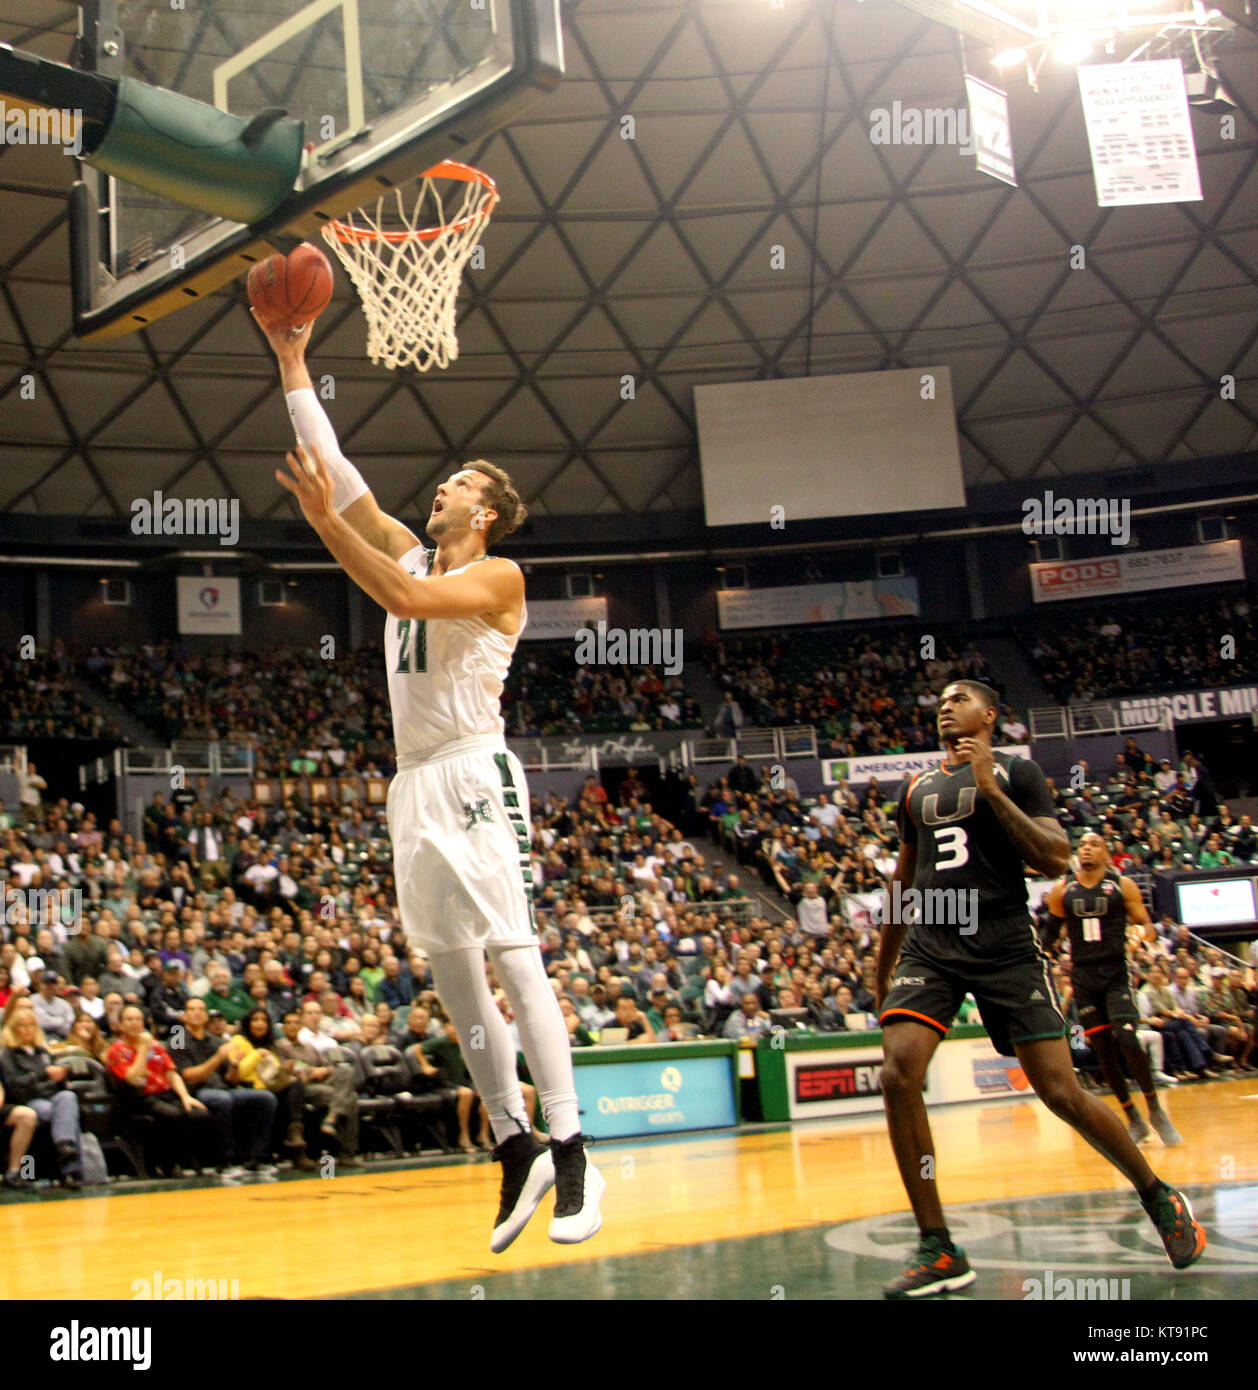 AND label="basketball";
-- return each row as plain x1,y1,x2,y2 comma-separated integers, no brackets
247,242,334,329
